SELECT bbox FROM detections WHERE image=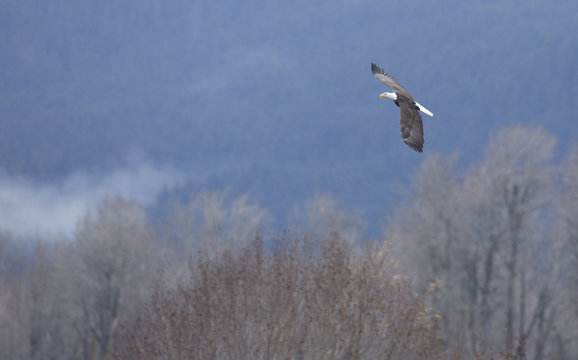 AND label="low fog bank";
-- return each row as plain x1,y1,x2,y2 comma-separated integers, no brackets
0,162,185,237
